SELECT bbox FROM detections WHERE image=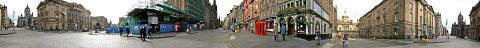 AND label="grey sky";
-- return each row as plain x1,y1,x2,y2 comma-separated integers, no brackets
217,0,243,21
